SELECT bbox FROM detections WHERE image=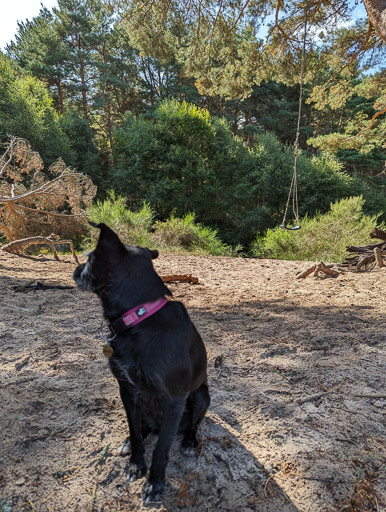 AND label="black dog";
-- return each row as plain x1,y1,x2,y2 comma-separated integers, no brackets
73,223,210,502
